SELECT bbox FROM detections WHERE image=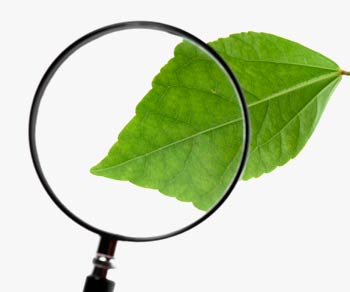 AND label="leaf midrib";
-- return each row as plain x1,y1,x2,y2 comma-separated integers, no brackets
248,72,338,107
92,71,339,174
